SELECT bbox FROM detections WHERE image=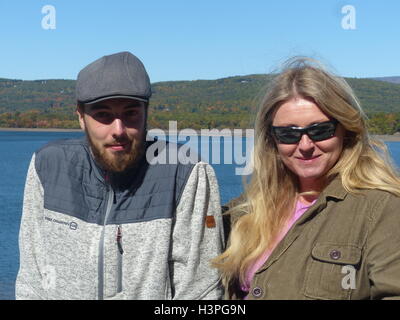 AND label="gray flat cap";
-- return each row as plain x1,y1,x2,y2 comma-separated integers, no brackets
76,51,152,104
